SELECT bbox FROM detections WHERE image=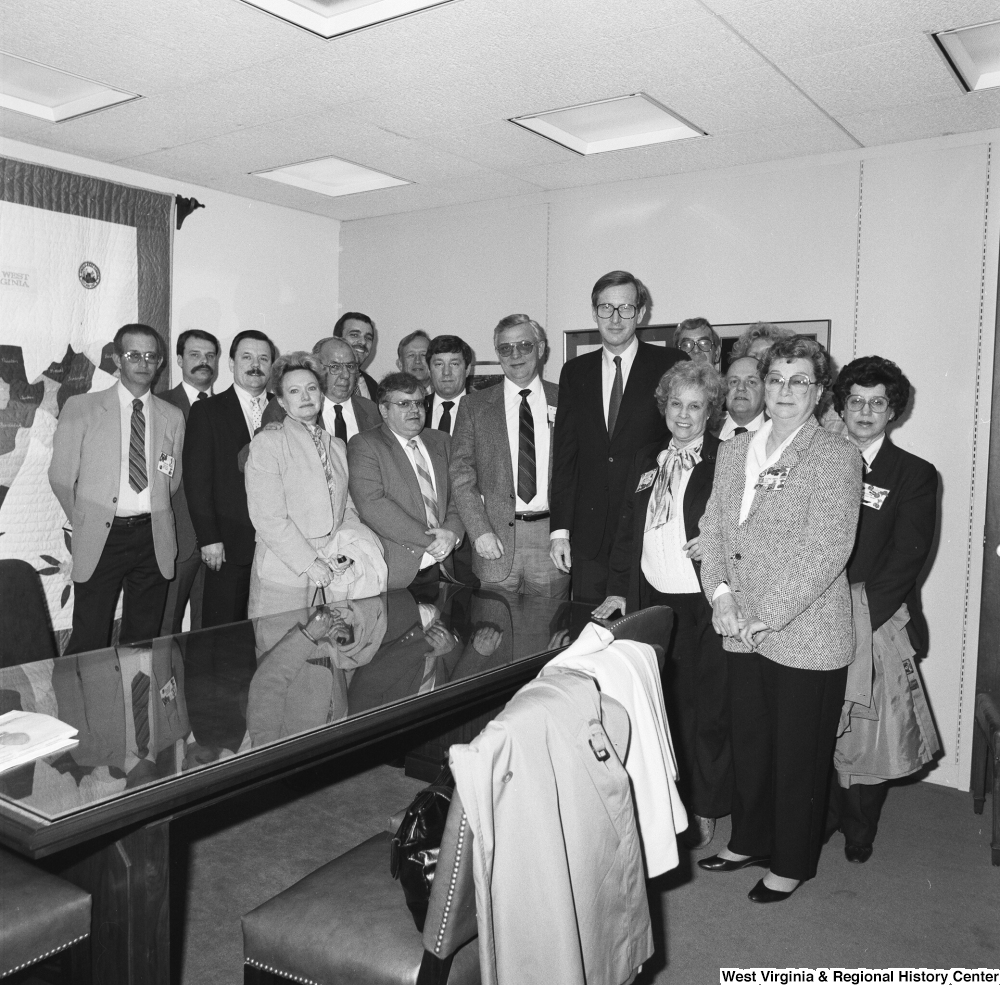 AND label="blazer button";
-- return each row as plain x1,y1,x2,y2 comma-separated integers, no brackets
112,496,117,503
106,521,111,528
734,553,741,560
608,456,614,463
508,521,514,527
